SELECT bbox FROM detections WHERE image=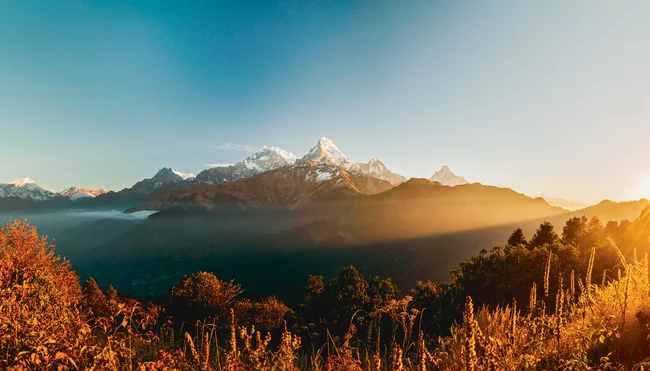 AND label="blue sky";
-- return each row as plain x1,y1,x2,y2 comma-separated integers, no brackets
1,1,650,204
